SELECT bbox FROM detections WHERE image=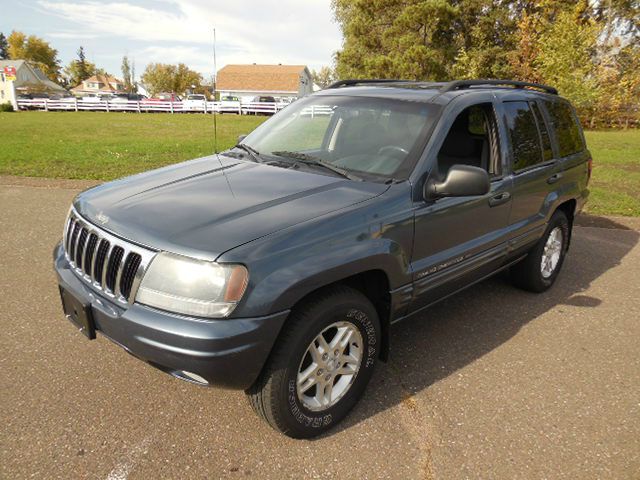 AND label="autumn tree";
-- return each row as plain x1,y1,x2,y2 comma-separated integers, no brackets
311,66,336,88
7,30,61,81
535,7,600,110
141,63,203,97
331,0,640,124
